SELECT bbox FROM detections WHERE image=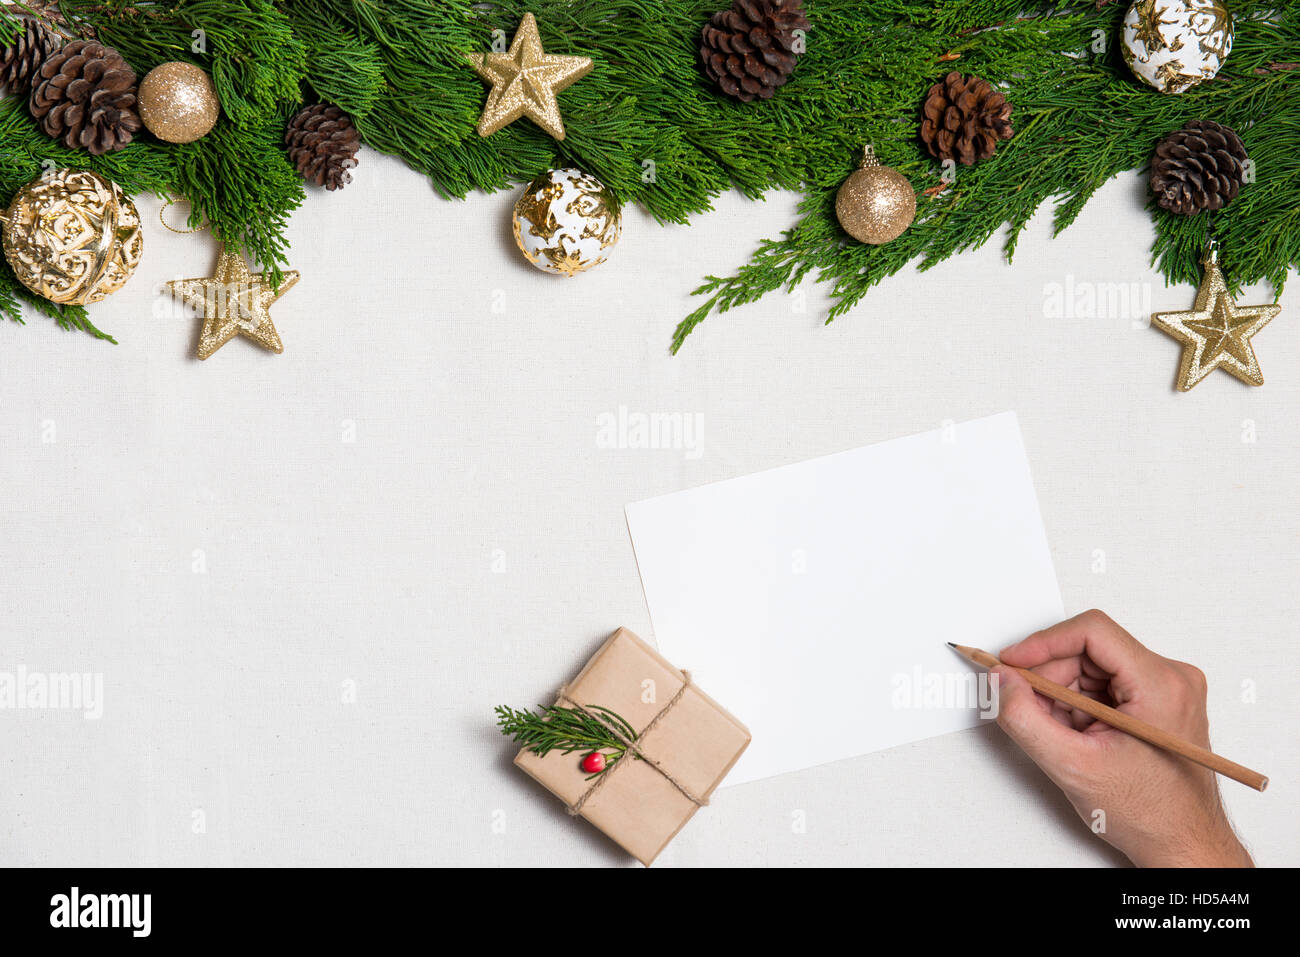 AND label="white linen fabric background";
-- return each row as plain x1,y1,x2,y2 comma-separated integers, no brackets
1,148,1296,866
